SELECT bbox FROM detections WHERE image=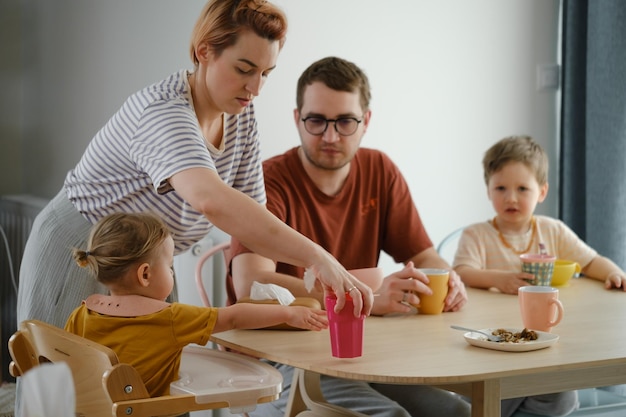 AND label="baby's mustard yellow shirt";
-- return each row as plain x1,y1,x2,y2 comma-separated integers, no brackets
65,302,218,397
